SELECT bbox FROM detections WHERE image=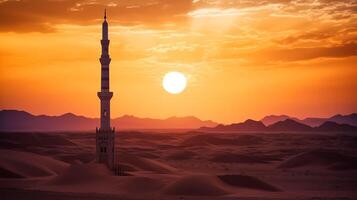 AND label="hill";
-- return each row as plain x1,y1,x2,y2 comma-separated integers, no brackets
201,119,357,132
200,119,266,132
267,119,313,132
315,121,357,132
114,115,217,130
260,115,292,126
0,110,217,131
260,113,357,127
